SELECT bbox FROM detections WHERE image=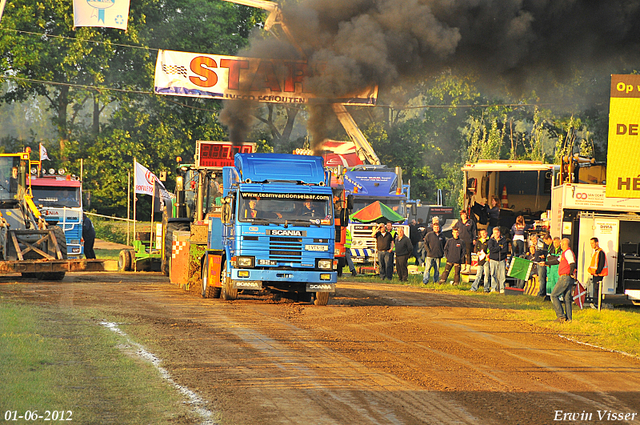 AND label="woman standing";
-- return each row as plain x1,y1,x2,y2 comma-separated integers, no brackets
510,215,527,257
